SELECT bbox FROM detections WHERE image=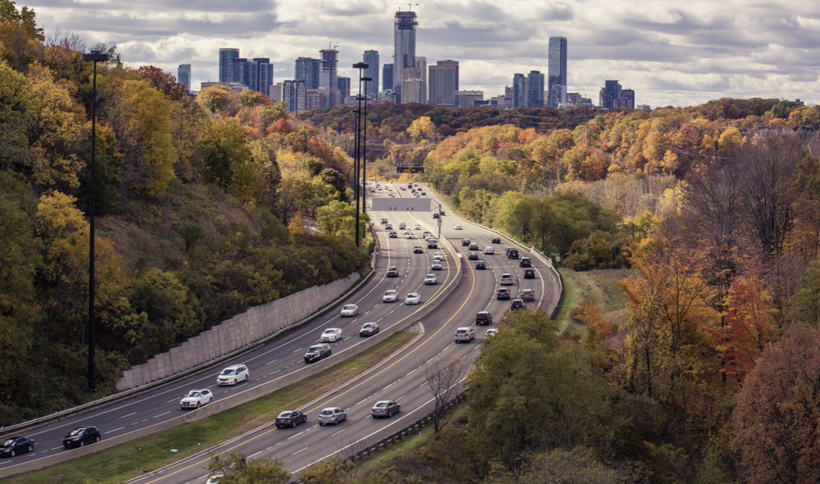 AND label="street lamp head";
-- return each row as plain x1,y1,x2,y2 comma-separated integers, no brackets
352,62,369,69
361,76,373,82
82,51,109,62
